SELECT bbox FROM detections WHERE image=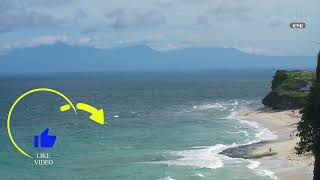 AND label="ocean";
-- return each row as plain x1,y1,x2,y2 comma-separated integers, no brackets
0,70,278,180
